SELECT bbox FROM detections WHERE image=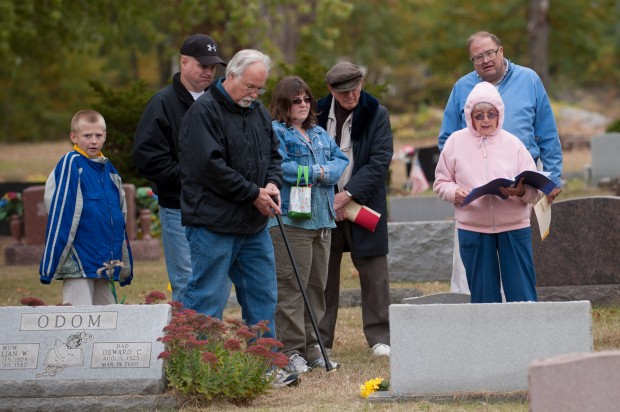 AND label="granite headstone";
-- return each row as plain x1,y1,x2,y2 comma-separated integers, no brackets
22,185,47,245
528,351,620,412
387,221,454,282
416,145,441,183
590,133,620,184
4,186,46,265
124,183,137,241
402,292,470,304
388,301,592,398
0,304,173,410
122,184,161,261
389,196,454,222
532,196,620,304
